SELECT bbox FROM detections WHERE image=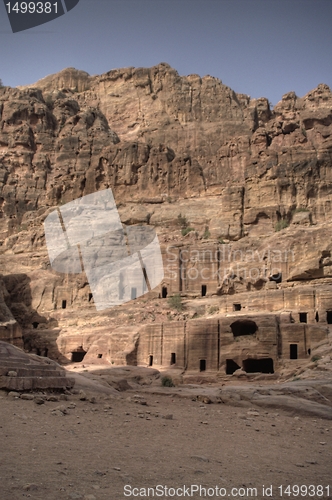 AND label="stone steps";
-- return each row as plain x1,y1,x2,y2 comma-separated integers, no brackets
0,341,75,392
0,360,57,370
0,375,74,391
0,366,65,377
